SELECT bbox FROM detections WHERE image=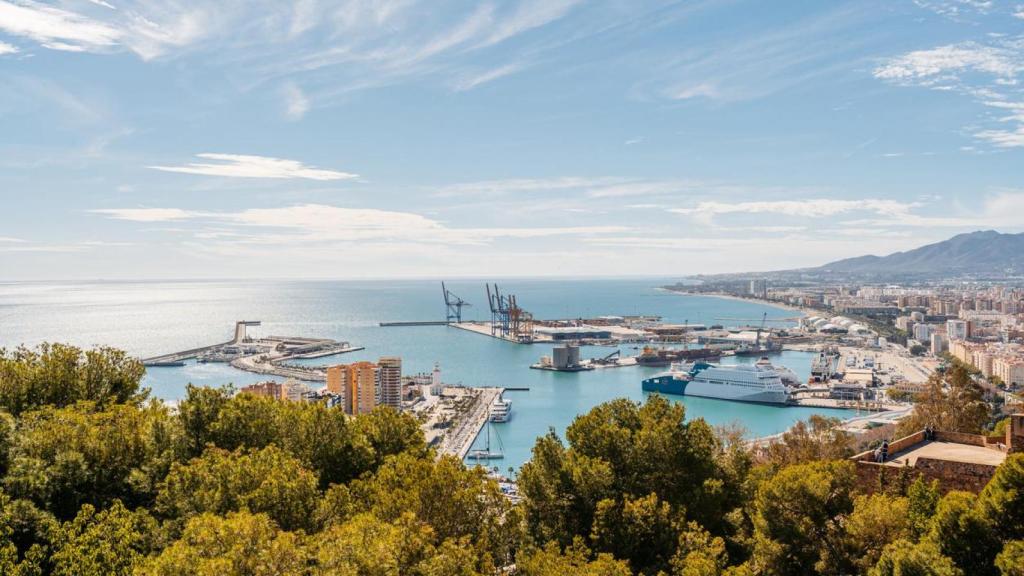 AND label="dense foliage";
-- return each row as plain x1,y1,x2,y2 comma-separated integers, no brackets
0,342,1022,575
